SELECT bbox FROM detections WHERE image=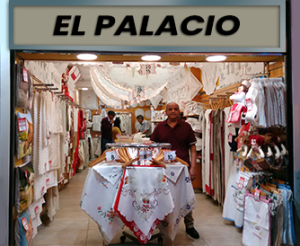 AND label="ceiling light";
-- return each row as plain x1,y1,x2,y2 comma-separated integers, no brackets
77,54,97,60
141,55,161,61
206,55,227,62
82,88,88,91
